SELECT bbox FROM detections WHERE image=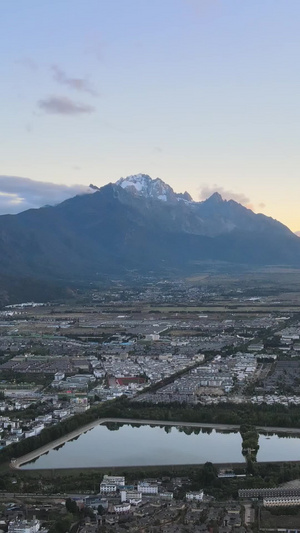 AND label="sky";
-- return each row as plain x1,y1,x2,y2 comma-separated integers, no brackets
1,0,300,232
